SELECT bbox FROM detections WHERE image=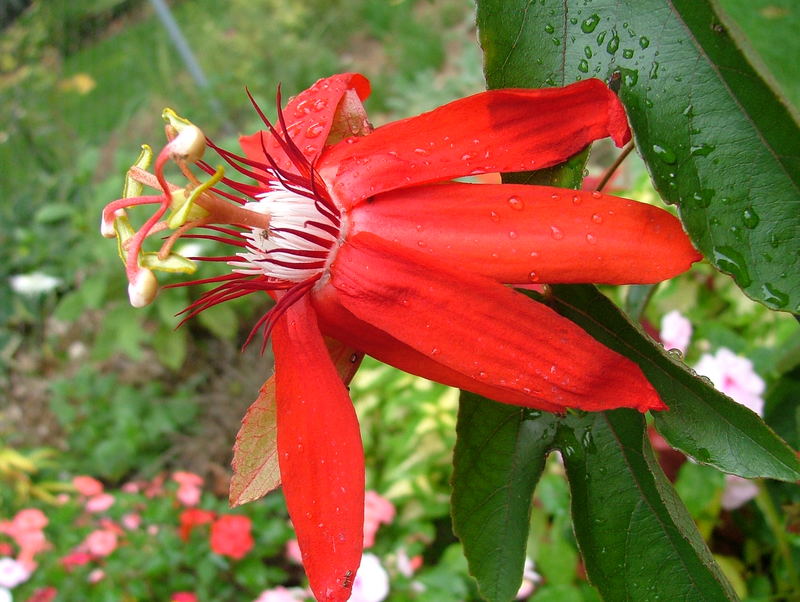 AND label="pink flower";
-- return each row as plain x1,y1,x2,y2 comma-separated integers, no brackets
350,554,389,602
60,551,92,570
363,492,395,548
85,493,115,513
83,529,118,557
121,513,141,530
721,475,760,510
0,557,30,588
173,472,204,487
252,586,308,602
659,310,692,355
24,587,57,602
694,348,765,416
171,593,199,602
87,568,105,584
121,482,141,494
10,510,47,534
210,515,254,560
73,476,104,497
285,539,303,564
173,472,204,507
515,558,542,599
